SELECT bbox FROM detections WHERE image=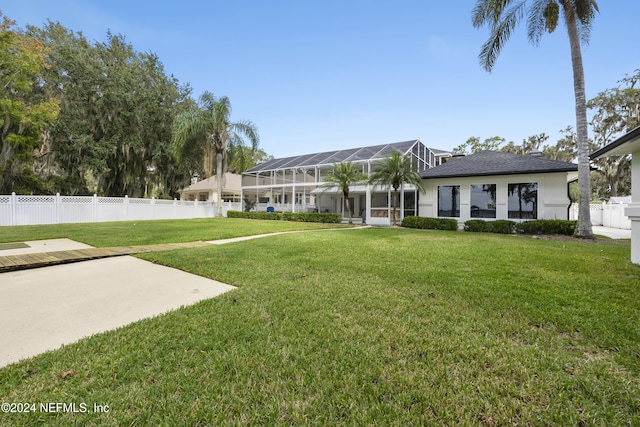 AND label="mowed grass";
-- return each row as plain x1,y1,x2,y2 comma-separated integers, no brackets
0,226,638,425
0,217,344,247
